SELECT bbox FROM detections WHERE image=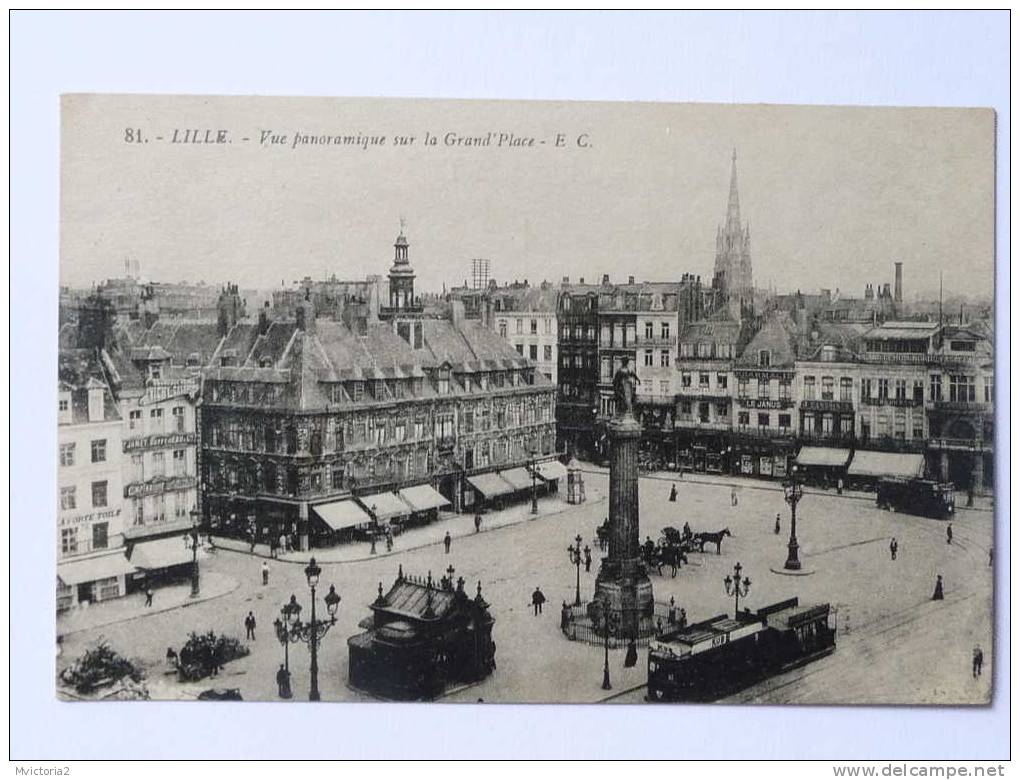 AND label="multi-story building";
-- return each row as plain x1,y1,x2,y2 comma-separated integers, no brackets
491,281,559,383
198,229,557,550
57,360,132,610
555,280,600,459
673,316,742,473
